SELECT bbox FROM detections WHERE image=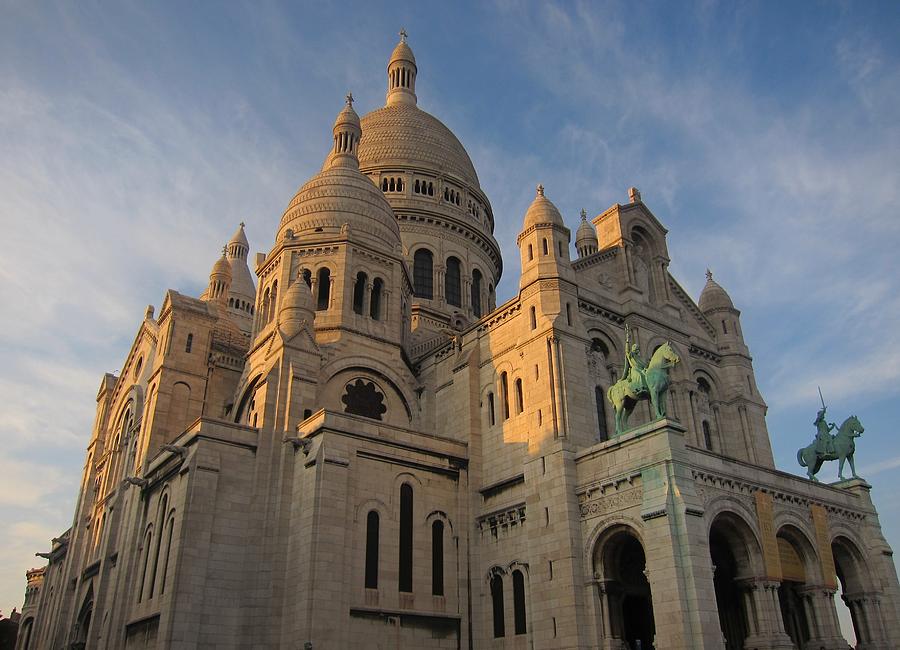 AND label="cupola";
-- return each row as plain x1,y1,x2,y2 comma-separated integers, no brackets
518,184,573,290
386,29,417,106
204,249,232,304
325,93,362,170
575,208,599,258
699,269,744,343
